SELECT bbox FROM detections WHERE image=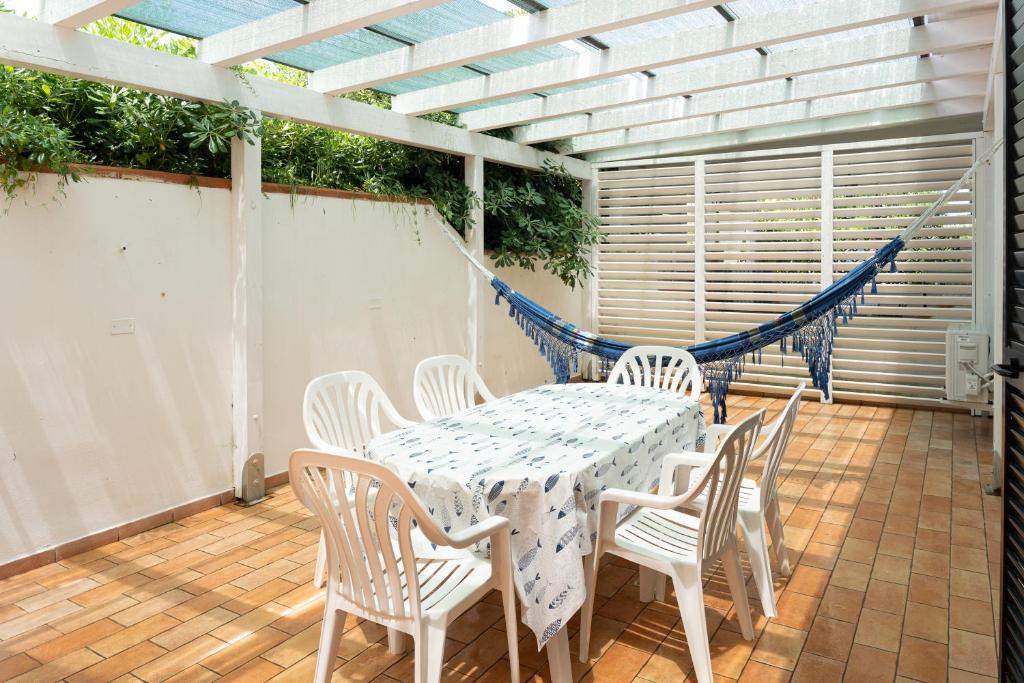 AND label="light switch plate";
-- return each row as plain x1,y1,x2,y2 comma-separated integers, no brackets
111,318,135,335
